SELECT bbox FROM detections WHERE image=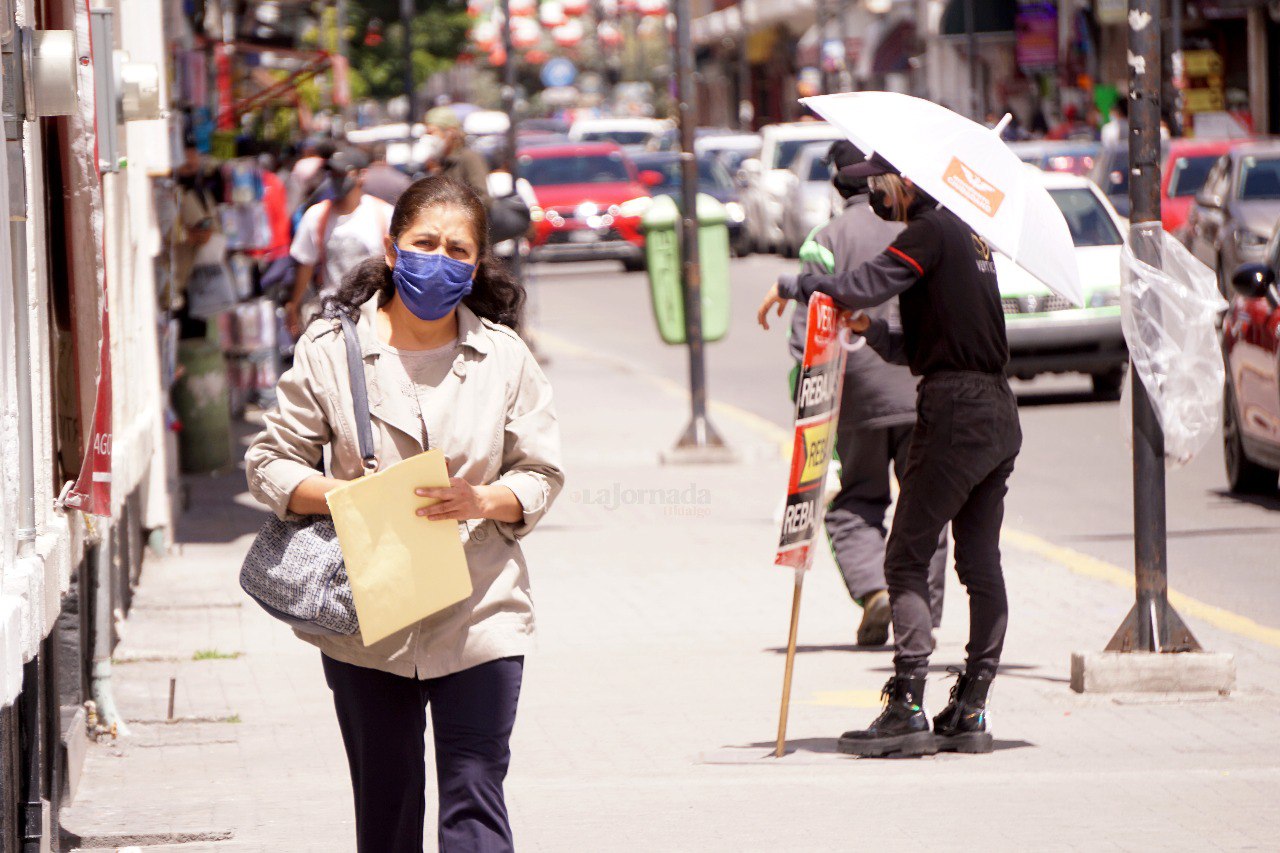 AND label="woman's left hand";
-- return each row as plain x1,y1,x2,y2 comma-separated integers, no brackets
757,283,788,330
416,478,523,523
